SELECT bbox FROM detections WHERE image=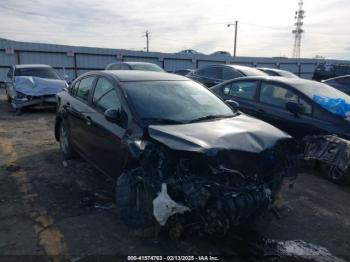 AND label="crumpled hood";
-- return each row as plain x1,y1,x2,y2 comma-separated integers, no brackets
14,76,66,96
148,114,291,154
